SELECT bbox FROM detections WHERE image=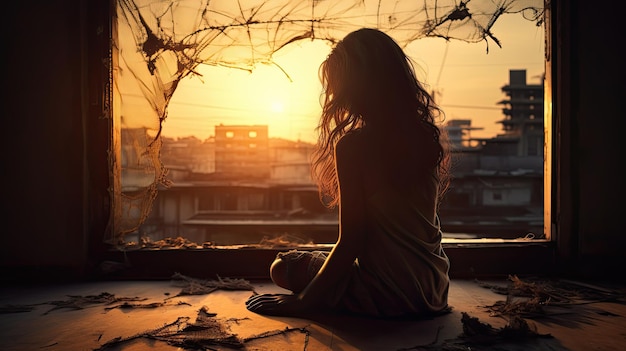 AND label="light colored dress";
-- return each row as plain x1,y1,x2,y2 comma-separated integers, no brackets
338,185,450,317
278,185,450,318
278,129,450,318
